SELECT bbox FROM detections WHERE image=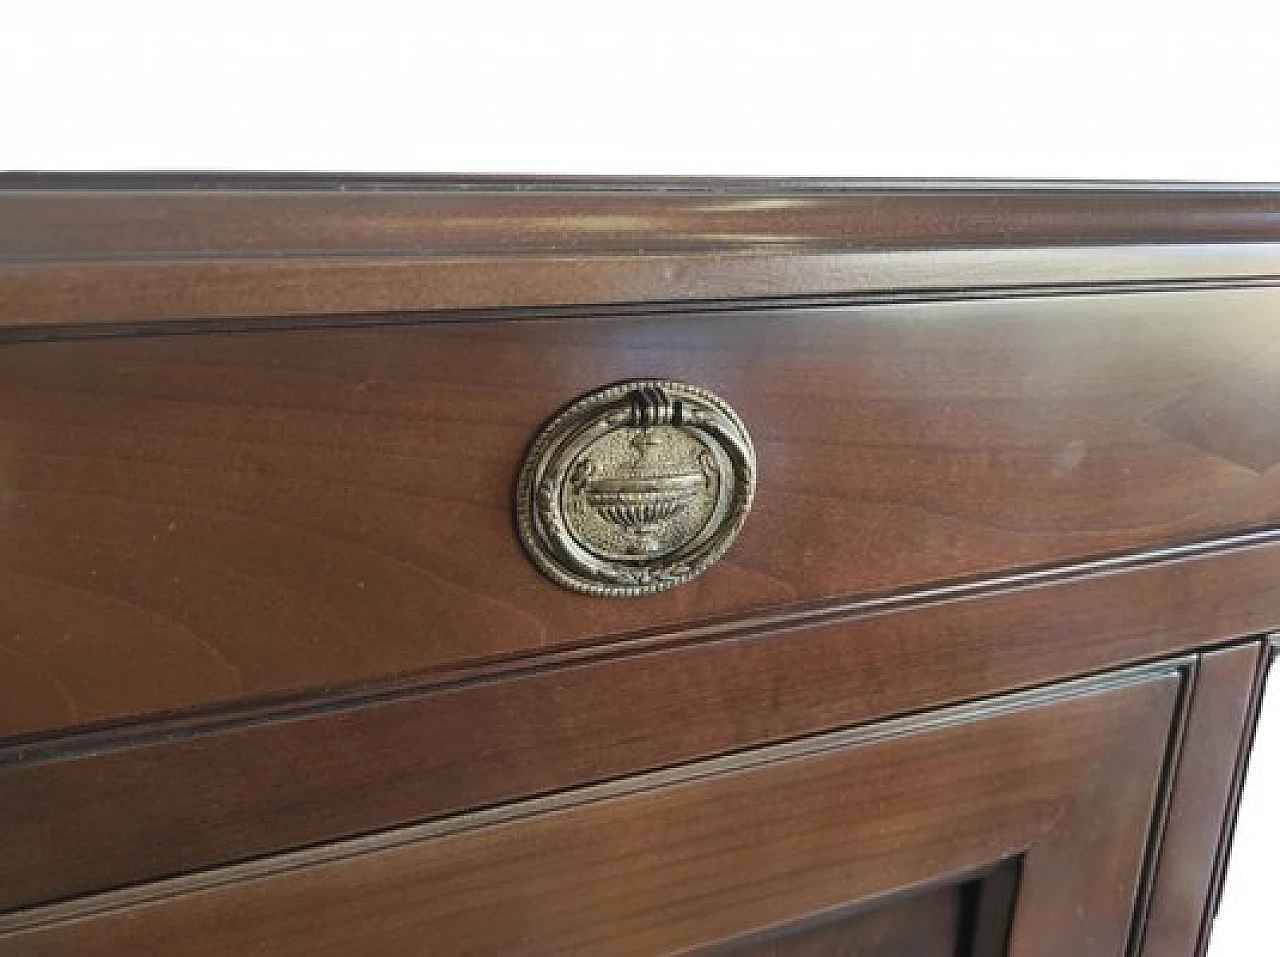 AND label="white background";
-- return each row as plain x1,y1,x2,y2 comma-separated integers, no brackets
1213,686,1278,955
3,3,1278,953
4,2,1280,179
